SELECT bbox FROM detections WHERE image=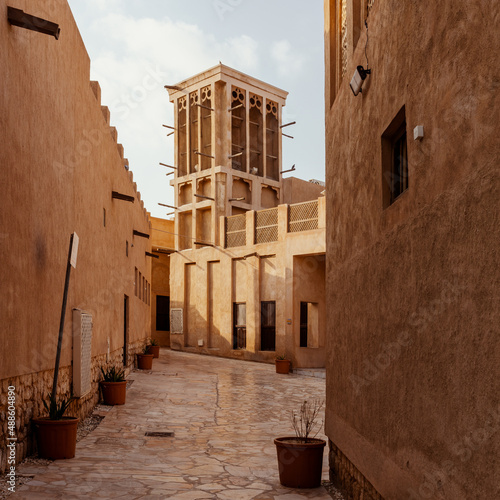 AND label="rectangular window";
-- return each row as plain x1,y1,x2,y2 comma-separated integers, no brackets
103,208,106,227
156,295,170,331
135,268,138,297
233,302,246,349
300,302,320,348
261,301,276,351
300,301,308,348
138,272,142,300
126,240,129,257
382,106,408,206
391,128,408,202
